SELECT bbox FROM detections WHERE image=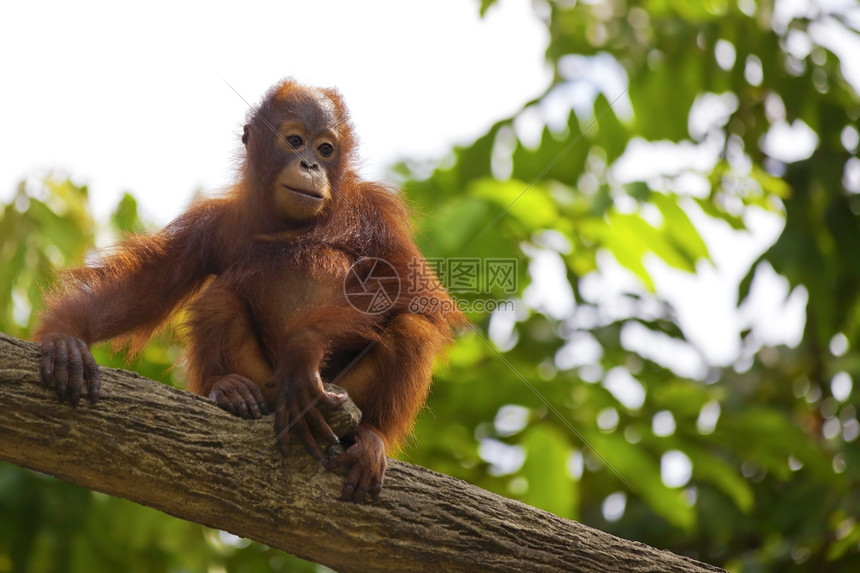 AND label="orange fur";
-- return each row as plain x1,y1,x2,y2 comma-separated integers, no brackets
35,79,466,500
